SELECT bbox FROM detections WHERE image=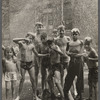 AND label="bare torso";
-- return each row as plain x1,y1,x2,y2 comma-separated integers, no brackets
4,59,17,72
69,40,83,54
20,43,34,62
55,36,70,62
